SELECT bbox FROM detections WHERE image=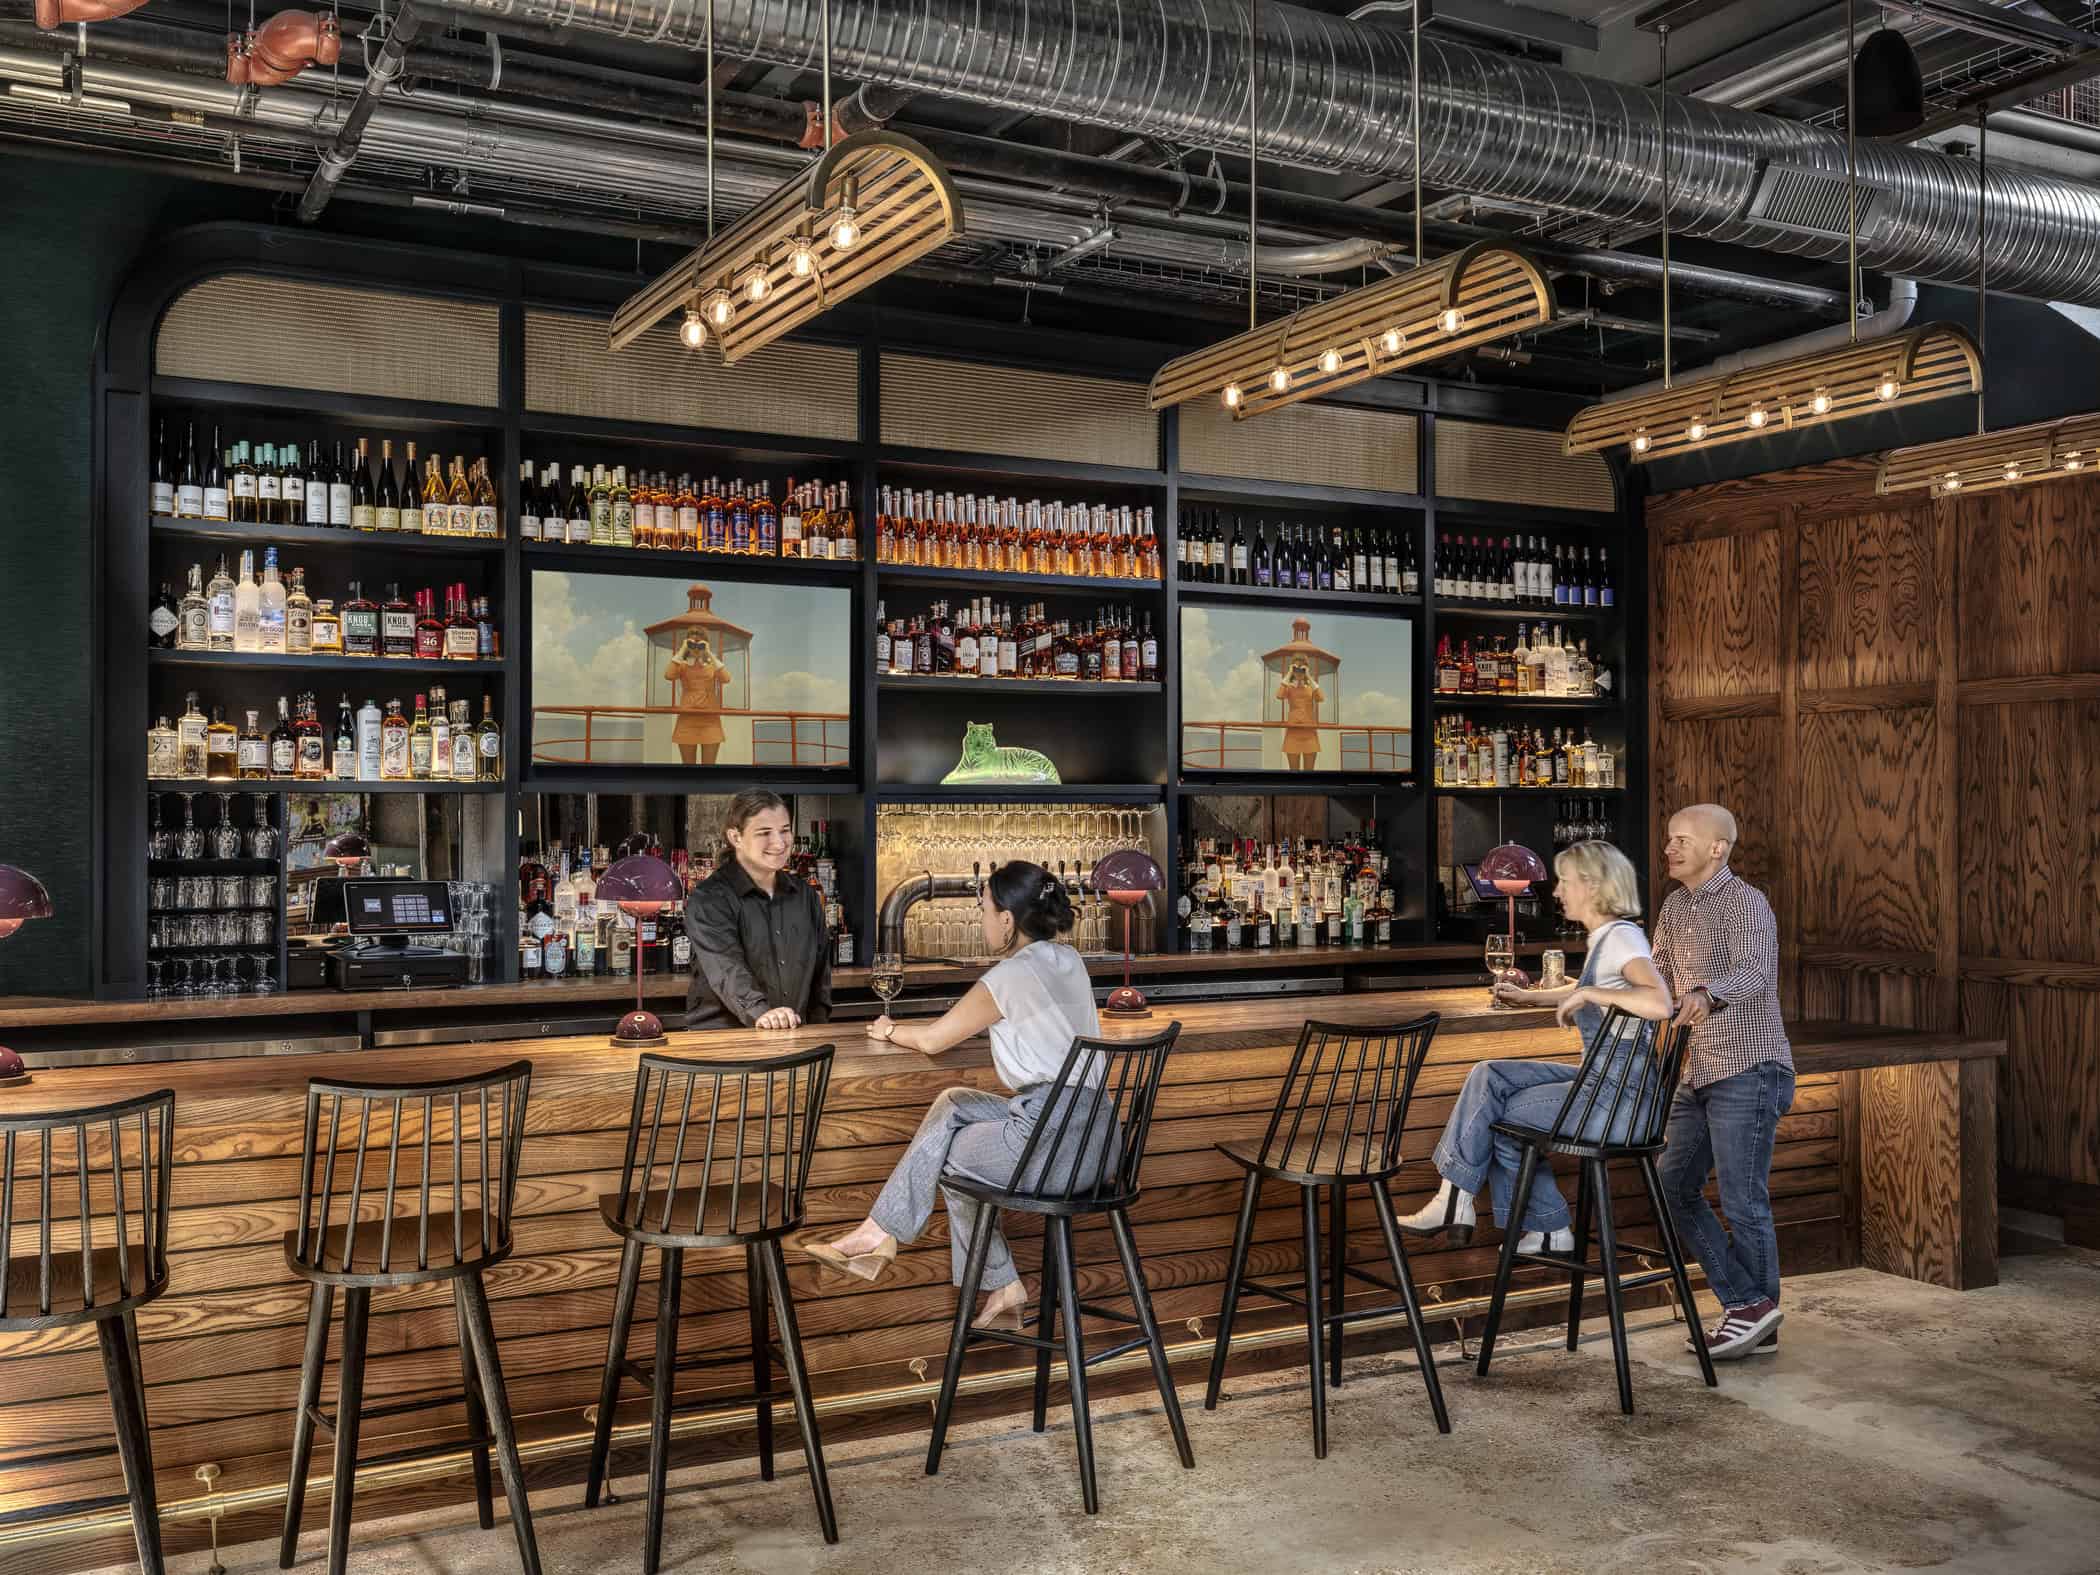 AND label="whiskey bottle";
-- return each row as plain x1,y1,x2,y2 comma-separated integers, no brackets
421,452,448,536
477,694,503,780
380,583,414,659
178,563,209,651
269,696,296,778
309,597,343,656
294,693,326,780
328,440,353,528
378,698,410,780
151,419,176,516
443,585,479,661
415,589,445,660
285,567,313,654
206,705,238,780
408,692,434,780
472,592,497,659
428,685,452,780
177,690,209,777
176,423,205,519
341,581,379,658
203,427,229,521
150,581,181,649
257,548,287,654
